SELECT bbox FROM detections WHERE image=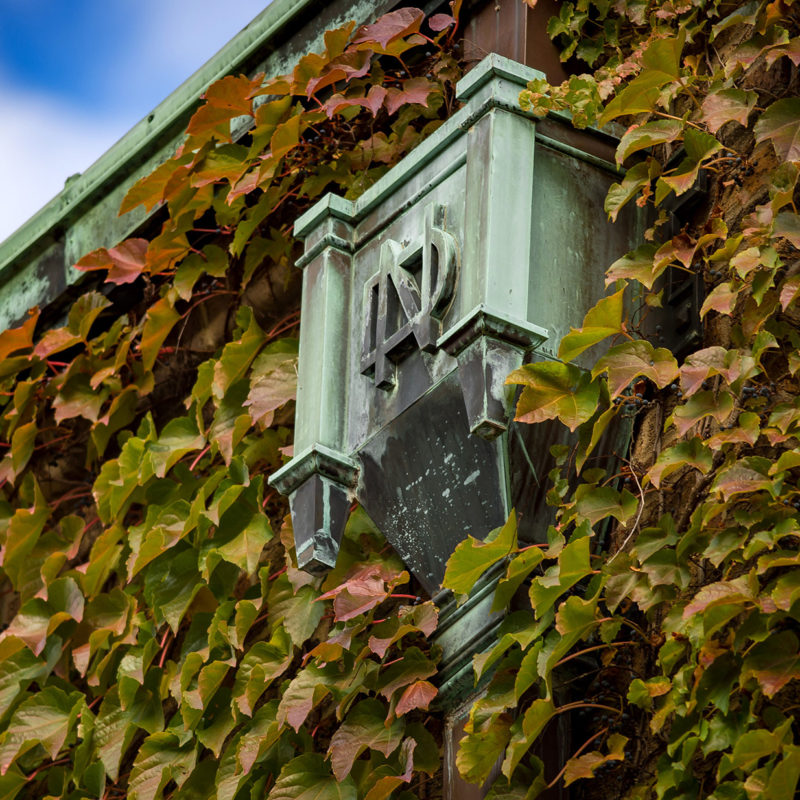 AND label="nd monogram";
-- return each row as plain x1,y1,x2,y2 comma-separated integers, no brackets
360,204,459,388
